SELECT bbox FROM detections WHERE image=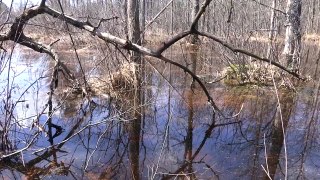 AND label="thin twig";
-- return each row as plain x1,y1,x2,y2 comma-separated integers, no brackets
262,133,272,180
